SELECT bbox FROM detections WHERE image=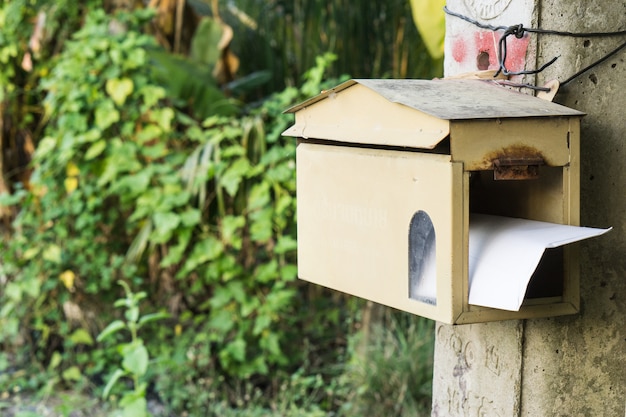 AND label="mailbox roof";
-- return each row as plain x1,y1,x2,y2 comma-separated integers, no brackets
283,79,584,149
285,78,584,120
